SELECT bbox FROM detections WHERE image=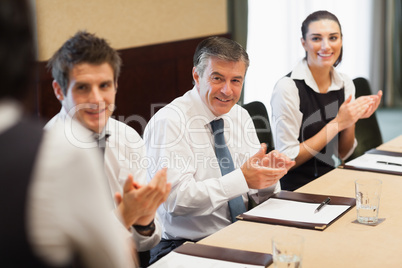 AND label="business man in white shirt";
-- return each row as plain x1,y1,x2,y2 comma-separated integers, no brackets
44,31,171,265
144,36,295,263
